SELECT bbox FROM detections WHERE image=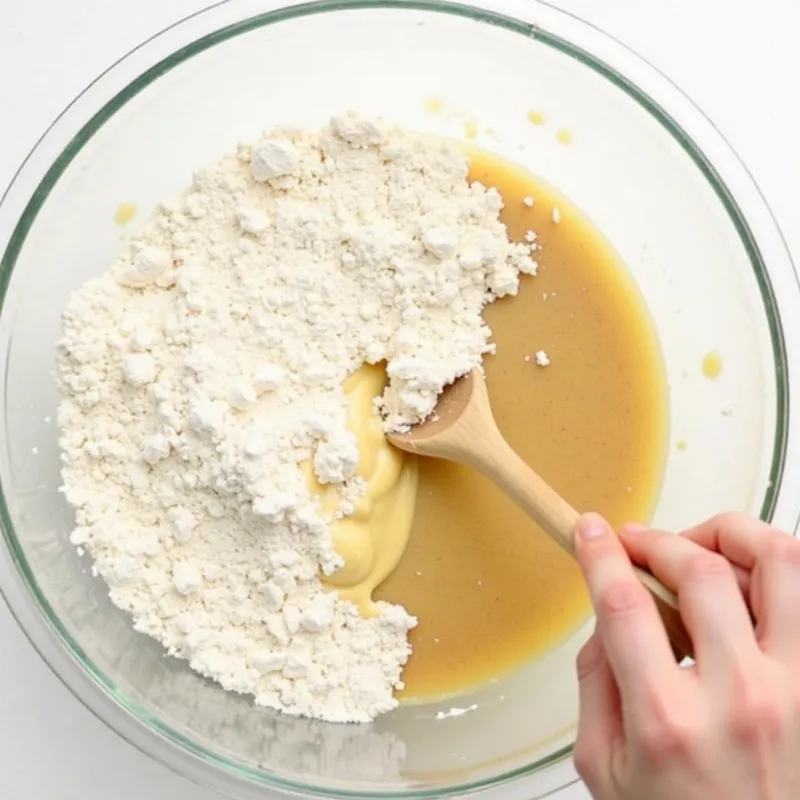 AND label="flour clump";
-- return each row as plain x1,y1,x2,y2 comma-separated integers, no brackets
57,115,536,723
